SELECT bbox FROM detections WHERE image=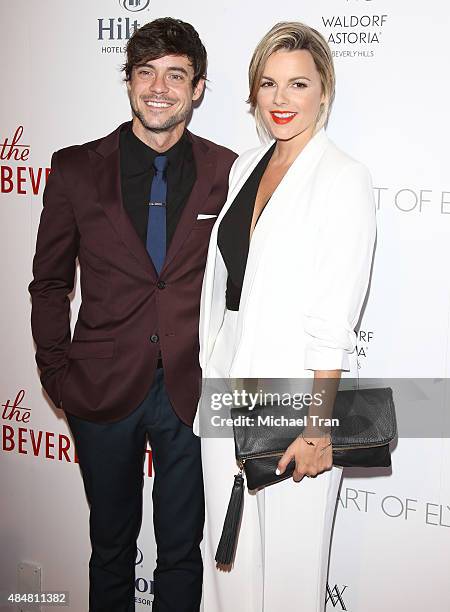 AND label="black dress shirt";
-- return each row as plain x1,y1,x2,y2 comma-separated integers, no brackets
119,124,196,250
218,142,276,311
